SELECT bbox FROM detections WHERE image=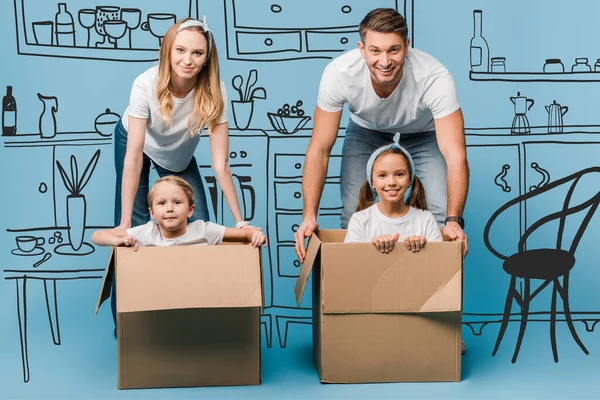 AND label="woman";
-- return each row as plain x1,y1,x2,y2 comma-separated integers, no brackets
110,17,254,333
114,17,250,230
